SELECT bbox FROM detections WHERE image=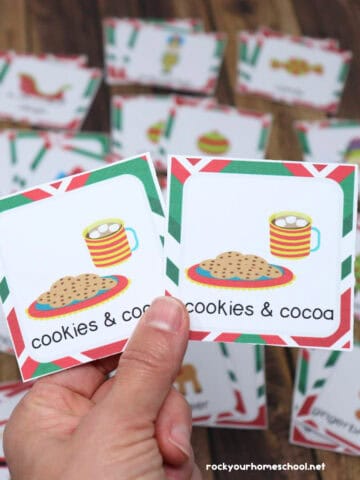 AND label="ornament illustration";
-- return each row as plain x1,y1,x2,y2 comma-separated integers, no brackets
146,120,165,144
186,251,294,289
161,34,184,74
344,137,360,165
270,58,323,76
19,73,71,101
27,273,129,319
197,130,230,155
175,364,203,396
